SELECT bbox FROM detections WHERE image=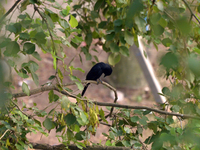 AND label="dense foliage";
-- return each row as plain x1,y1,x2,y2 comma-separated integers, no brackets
0,0,200,149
